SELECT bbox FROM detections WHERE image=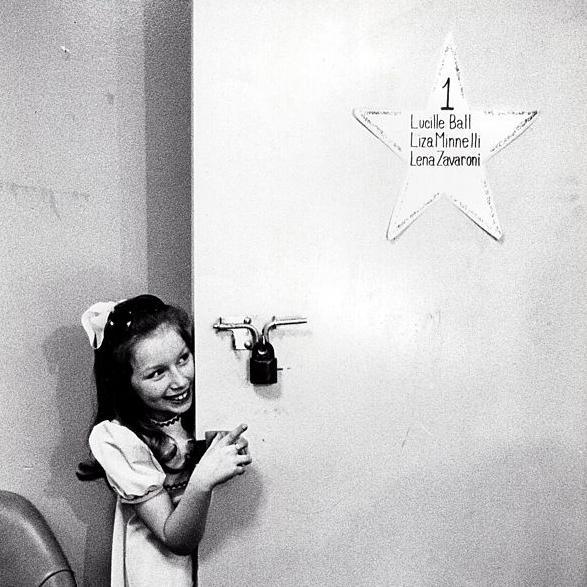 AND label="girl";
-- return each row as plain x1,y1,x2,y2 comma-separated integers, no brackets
77,294,251,586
